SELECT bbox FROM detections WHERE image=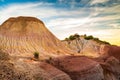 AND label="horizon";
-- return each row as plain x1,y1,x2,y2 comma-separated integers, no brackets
0,0,120,45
